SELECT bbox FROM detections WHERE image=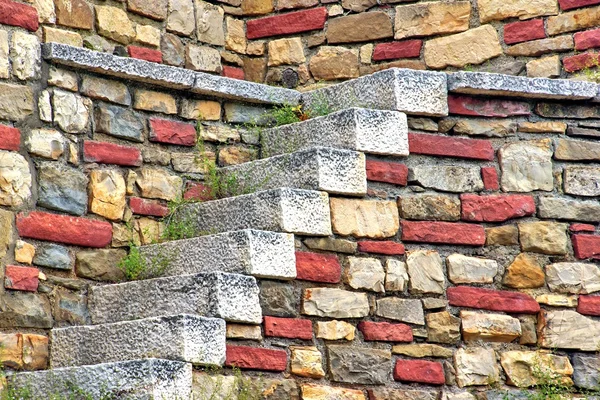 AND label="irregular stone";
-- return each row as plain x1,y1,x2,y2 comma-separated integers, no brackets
81,76,130,106
447,254,498,284
328,345,390,384
452,119,517,137
33,244,71,270
564,166,600,197
499,139,553,192
0,292,53,329
304,238,356,254
537,104,600,120
44,27,83,47
226,324,262,340
330,198,399,239
546,262,600,294
555,139,600,161
527,55,561,78
161,33,185,66
377,297,424,325
406,250,445,294
427,311,460,344
572,354,600,390
26,129,64,160
0,83,34,122
260,281,297,317
447,286,540,314
309,46,359,81
54,290,89,326
327,12,393,44
10,32,41,80
519,121,567,134
14,240,34,264
392,344,453,358
54,0,92,29
134,89,177,115
136,168,182,201
4,265,39,292
409,166,484,193
501,351,573,387
37,162,87,216
394,1,470,40
346,257,385,292
540,310,600,351
536,294,578,307
89,169,126,221
95,5,136,44
74,249,126,282
478,0,558,23
369,388,437,400
461,194,536,222
225,17,246,54
218,146,256,166
0,151,32,207
518,222,568,255
186,44,222,73
195,0,225,46
301,384,364,400
358,321,412,342
315,320,355,341
180,99,220,121
264,316,312,339
399,195,460,221
547,5,600,36
385,259,408,292
166,0,195,36
486,225,519,246
539,197,600,223
455,347,500,387
291,347,325,378
303,288,368,319
519,316,538,345
268,37,304,66
461,311,521,342
503,253,545,289
94,105,145,143
0,30,8,79
128,0,168,20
